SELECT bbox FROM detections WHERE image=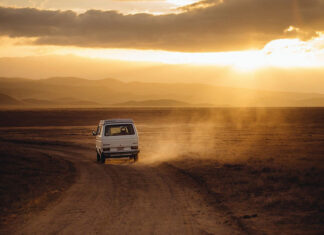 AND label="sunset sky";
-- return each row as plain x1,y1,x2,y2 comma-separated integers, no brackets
0,0,324,93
